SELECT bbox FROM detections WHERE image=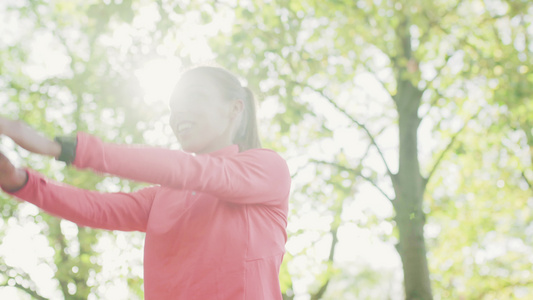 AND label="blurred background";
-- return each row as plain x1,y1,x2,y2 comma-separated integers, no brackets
0,0,531,299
